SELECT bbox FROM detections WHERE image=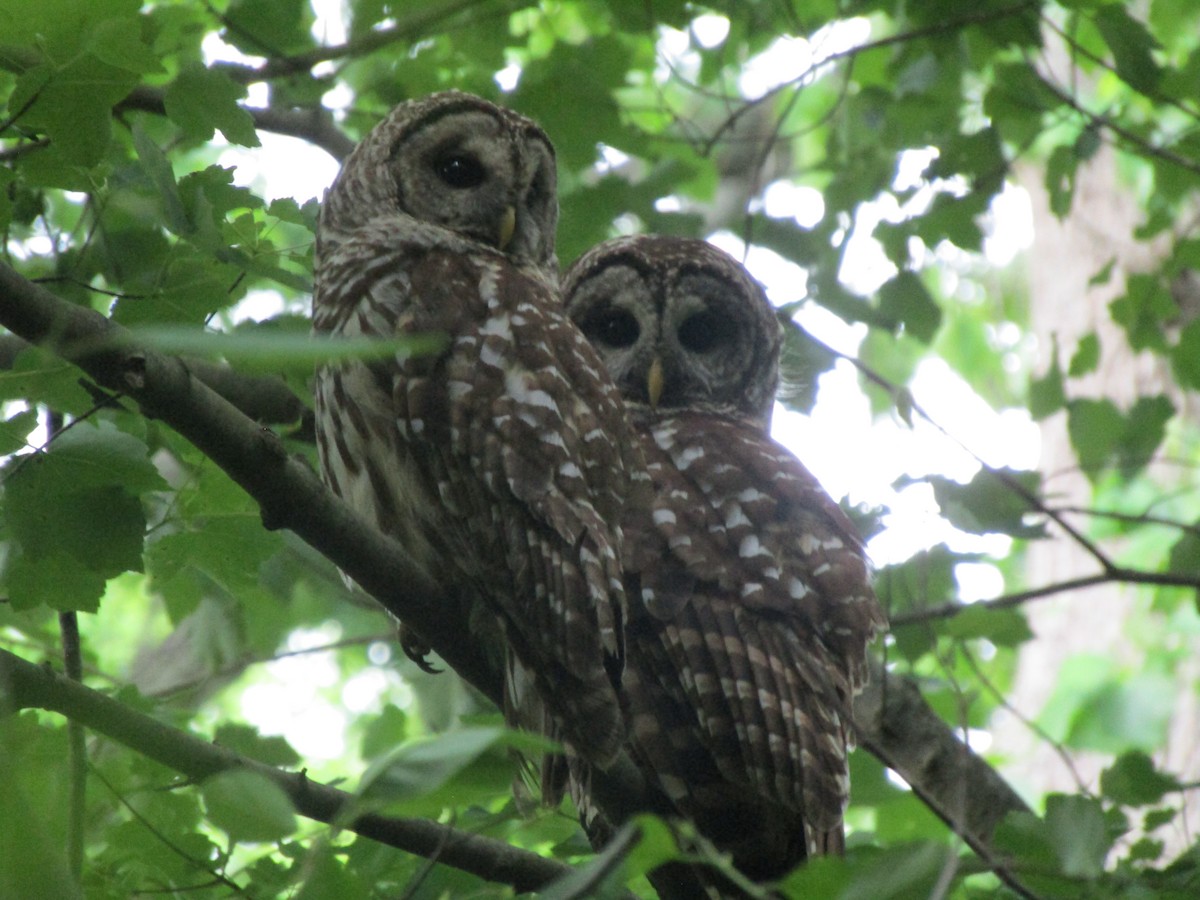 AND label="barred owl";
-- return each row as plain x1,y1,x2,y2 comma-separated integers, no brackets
563,235,887,880
311,92,645,768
